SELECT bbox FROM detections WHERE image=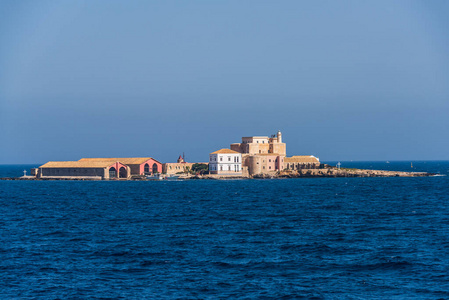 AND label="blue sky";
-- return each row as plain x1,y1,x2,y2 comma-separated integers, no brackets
1,0,448,164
